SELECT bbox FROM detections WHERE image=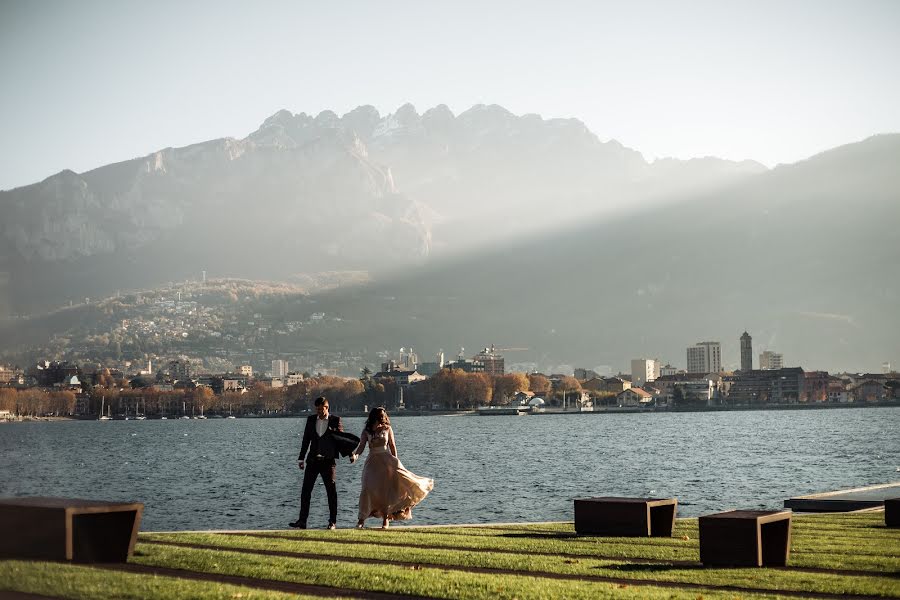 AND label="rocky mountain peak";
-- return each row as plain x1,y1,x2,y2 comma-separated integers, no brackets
421,104,455,130
314,110,341,128
261,109,295,128
344,105,381,119
341,105,382,139
394,103,421,124
457,103,514,124
0,102,817,317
